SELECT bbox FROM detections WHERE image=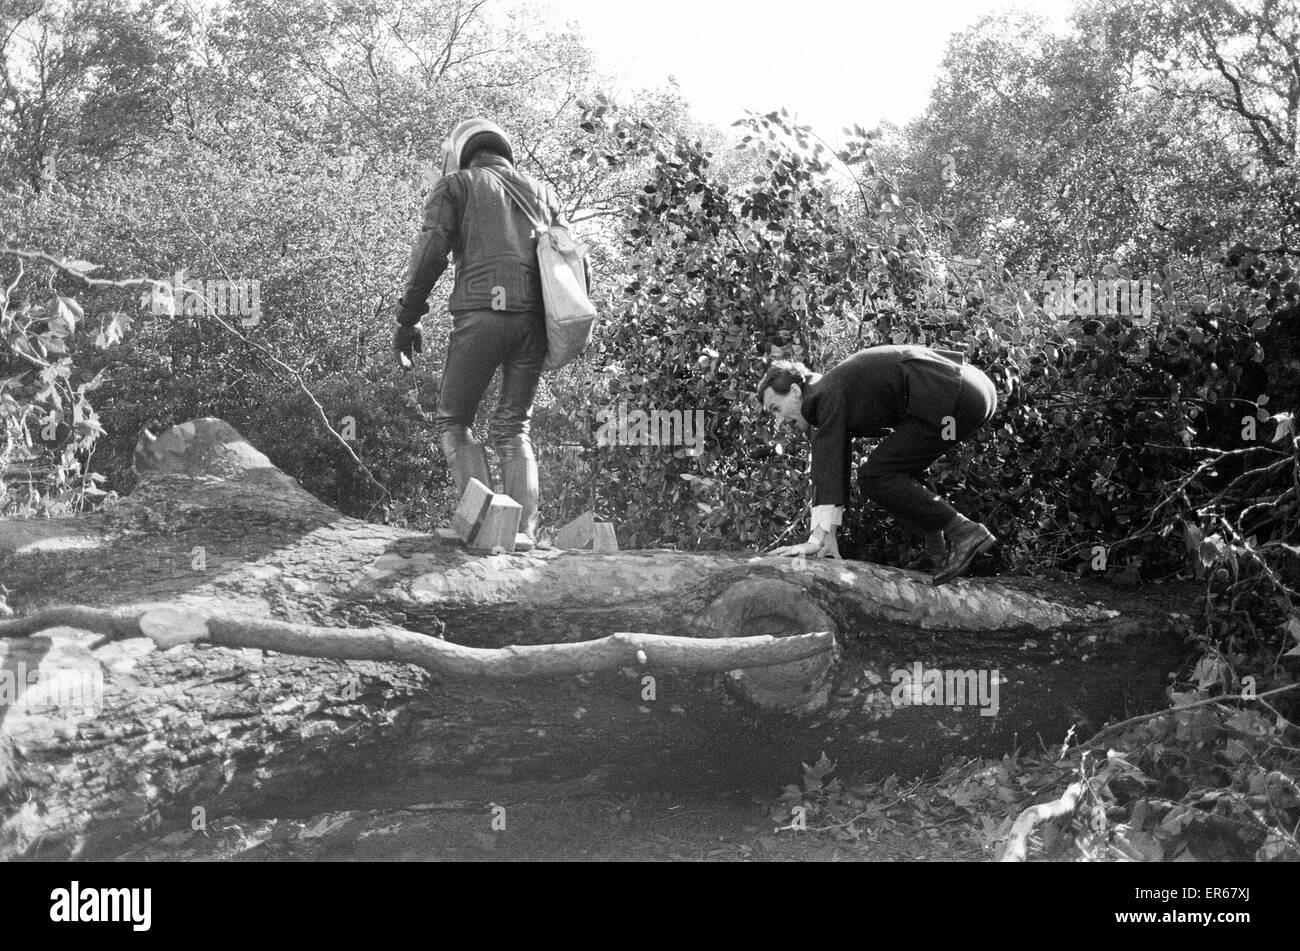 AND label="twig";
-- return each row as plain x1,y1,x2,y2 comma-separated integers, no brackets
1118,445,1283,544
1074,683,1300,751
999,781,1085,862
0,247,156,292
